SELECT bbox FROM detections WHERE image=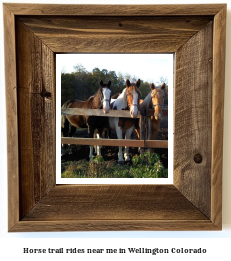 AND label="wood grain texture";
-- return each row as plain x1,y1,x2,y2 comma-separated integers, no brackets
174,22,213,218
62,108,140,118
62,108,167,117
4,3,225,16
18,16,213,53
3,4,20,231
16,185,214,232
61,137,168,148
11,220,218,232
62,137,143,147
16,19,56,218
145,140,168,149
16,21,36,217
211,5,226,228
9,185,218,231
